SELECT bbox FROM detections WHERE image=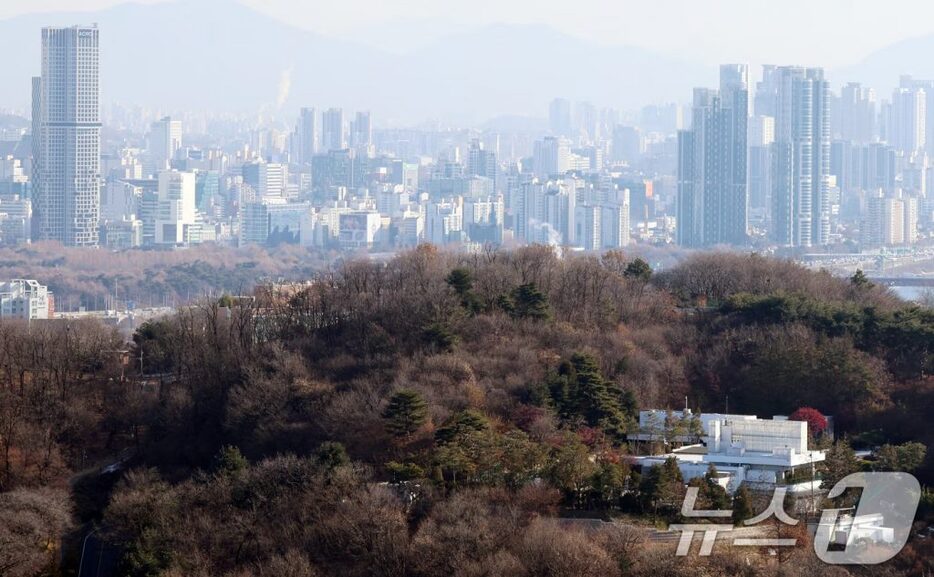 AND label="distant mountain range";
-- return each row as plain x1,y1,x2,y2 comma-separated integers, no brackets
0,0,715,124
2,0,932,124
837,33,934,94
